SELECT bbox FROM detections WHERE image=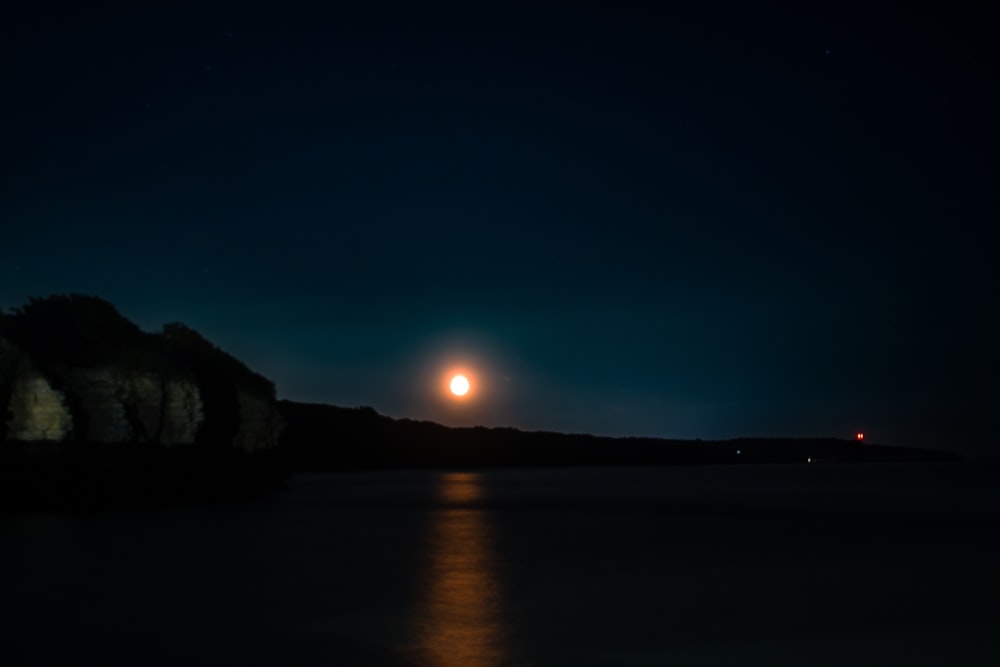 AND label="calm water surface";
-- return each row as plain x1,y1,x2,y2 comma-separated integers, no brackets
4,464,1000,666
